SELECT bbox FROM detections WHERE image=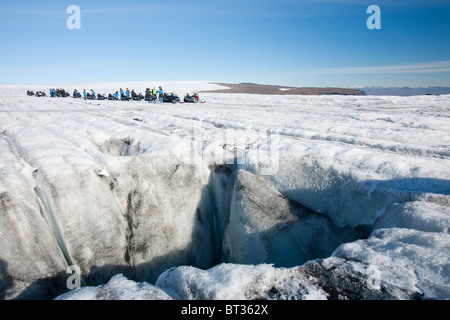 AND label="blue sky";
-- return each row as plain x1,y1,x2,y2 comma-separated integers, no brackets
0,0,449,87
